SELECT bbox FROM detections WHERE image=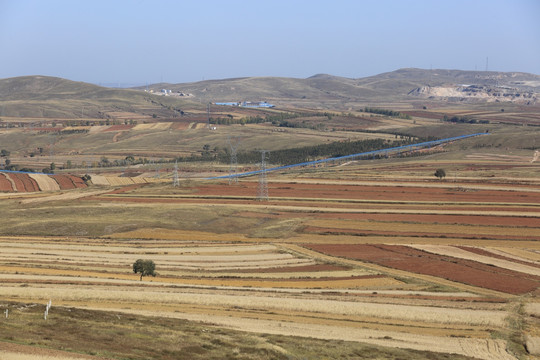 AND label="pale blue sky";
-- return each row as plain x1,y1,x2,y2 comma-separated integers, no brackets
1,0,539,85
